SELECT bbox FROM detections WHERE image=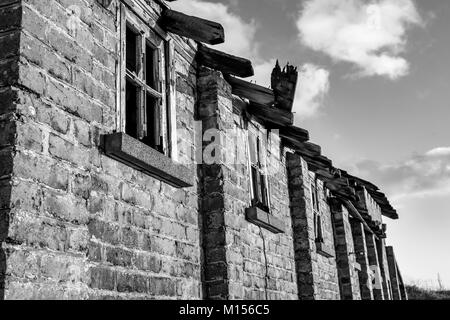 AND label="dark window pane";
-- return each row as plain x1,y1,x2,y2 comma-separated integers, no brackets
248,132,257,165
142,94,163,153
126,26,137,73
256,136,261,167
317,214,323,242
146,43,157,88
125,80,138,139
261,174,268,207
